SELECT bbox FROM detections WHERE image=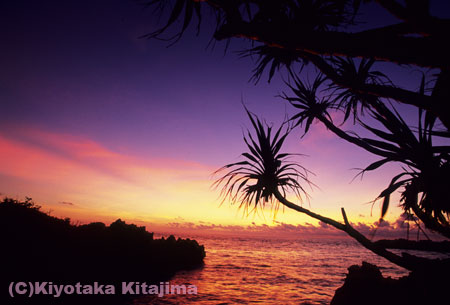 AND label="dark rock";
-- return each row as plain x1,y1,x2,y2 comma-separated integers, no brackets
331,261,449,305
0,197,206,305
